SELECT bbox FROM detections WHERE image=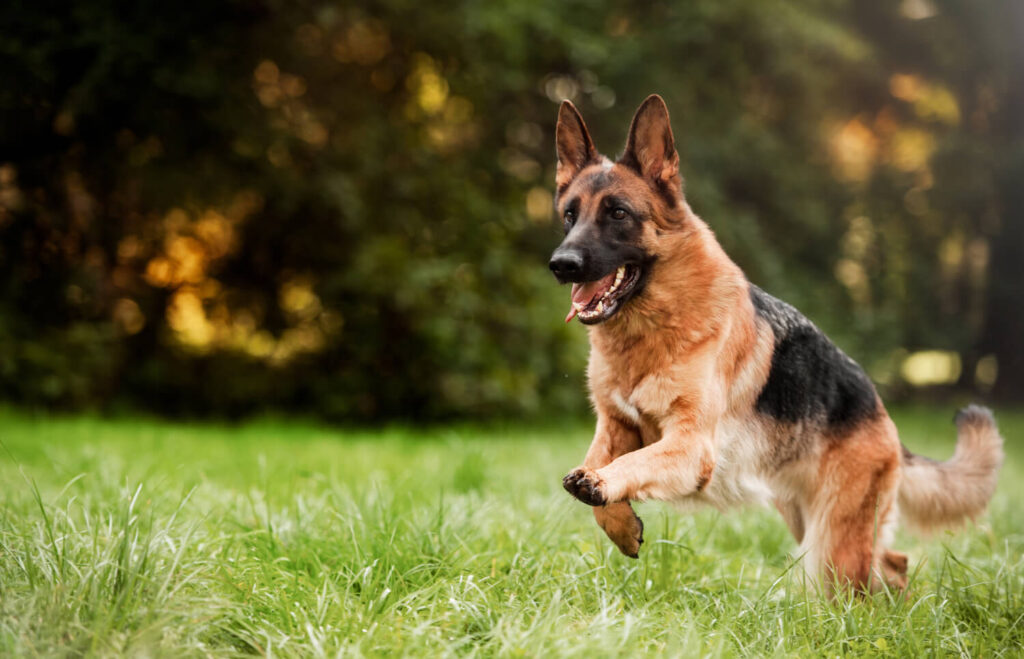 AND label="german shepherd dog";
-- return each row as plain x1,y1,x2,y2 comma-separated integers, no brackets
550,95,1004,593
